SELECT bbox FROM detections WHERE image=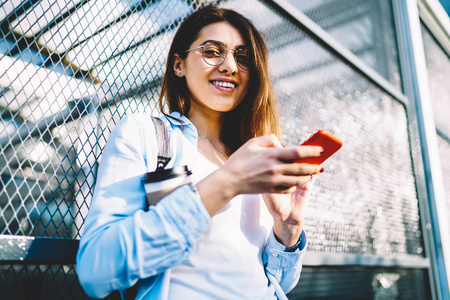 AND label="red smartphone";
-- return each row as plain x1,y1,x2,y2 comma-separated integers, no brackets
300,130,343,164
